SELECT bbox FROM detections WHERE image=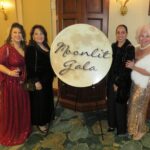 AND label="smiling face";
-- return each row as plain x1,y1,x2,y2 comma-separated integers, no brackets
139,27,150,48
116,26,128,44
32,28,45,44
11,27,23,44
